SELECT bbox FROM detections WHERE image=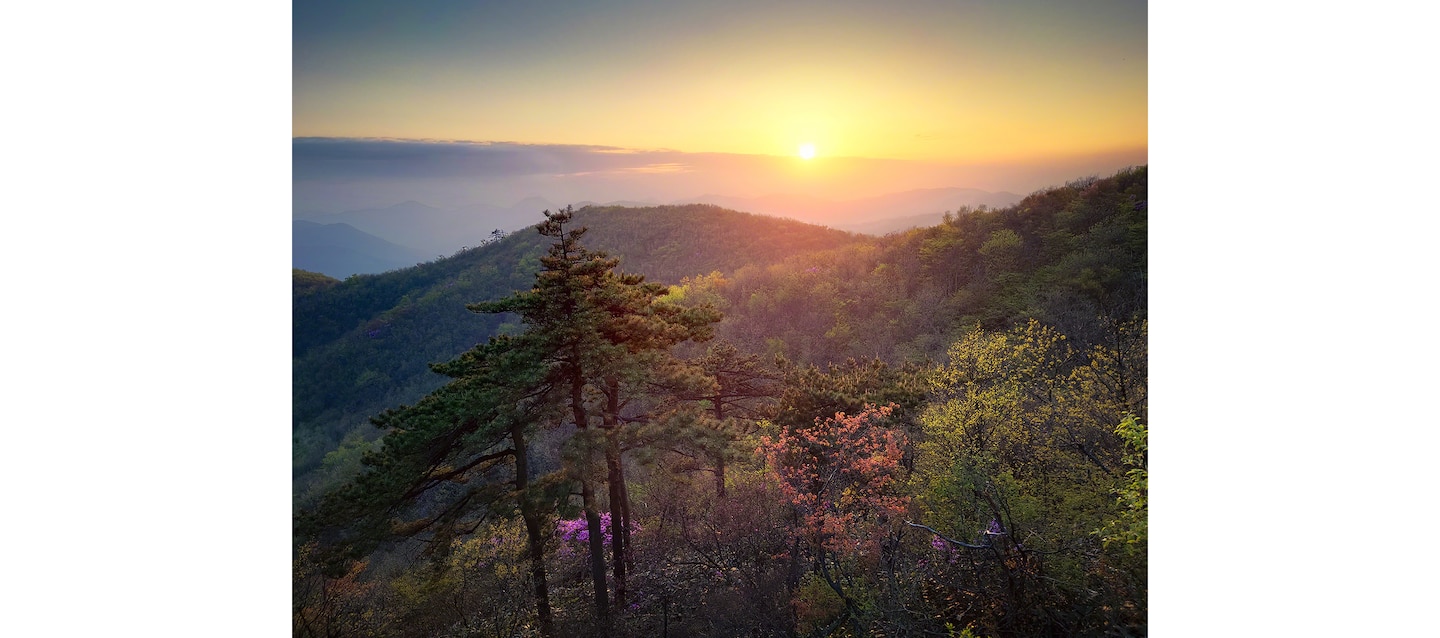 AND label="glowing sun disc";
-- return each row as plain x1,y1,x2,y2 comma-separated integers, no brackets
798,143,816,160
